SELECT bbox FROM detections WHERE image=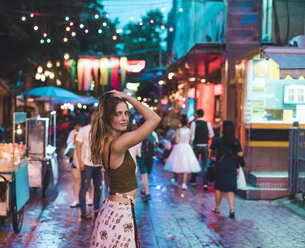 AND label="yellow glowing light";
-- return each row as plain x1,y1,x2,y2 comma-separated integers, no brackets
64,53,70,60
112,35,117,40
66,27,71,32
34,26,38,31
169,27,174,32
63,37,68,42
161,25,165,30
37,66,43,73
71,32,76,37
47,61,52,68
